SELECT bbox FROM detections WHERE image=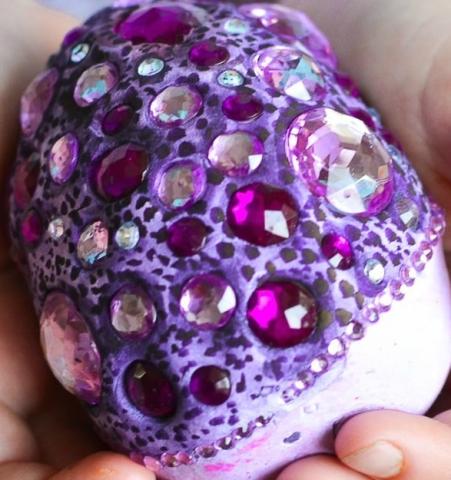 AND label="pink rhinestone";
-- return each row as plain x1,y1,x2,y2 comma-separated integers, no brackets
320,232,354,270
362,305,379,323
247,280,318,348
49,133,79,184
13,156,39,209
389,279,407,301
167,217,208,257
189,40,229,67
286,108,394,216
21,68,58,137
190,366,231,406
222,93,263,122
227,183,299,246
74,63,118,107
412,251,426,272
102,105,134,135
345,321,365,341
21,209,44,247
400,264,416,287
77,220,109,267
40,292,102,404
375,291,393,313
